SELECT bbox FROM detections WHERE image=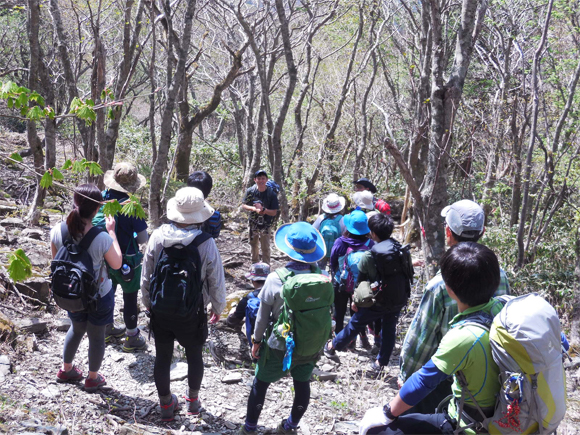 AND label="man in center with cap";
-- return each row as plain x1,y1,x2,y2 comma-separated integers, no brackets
242,170,279,265
398,199,510,414
238,222,330,435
